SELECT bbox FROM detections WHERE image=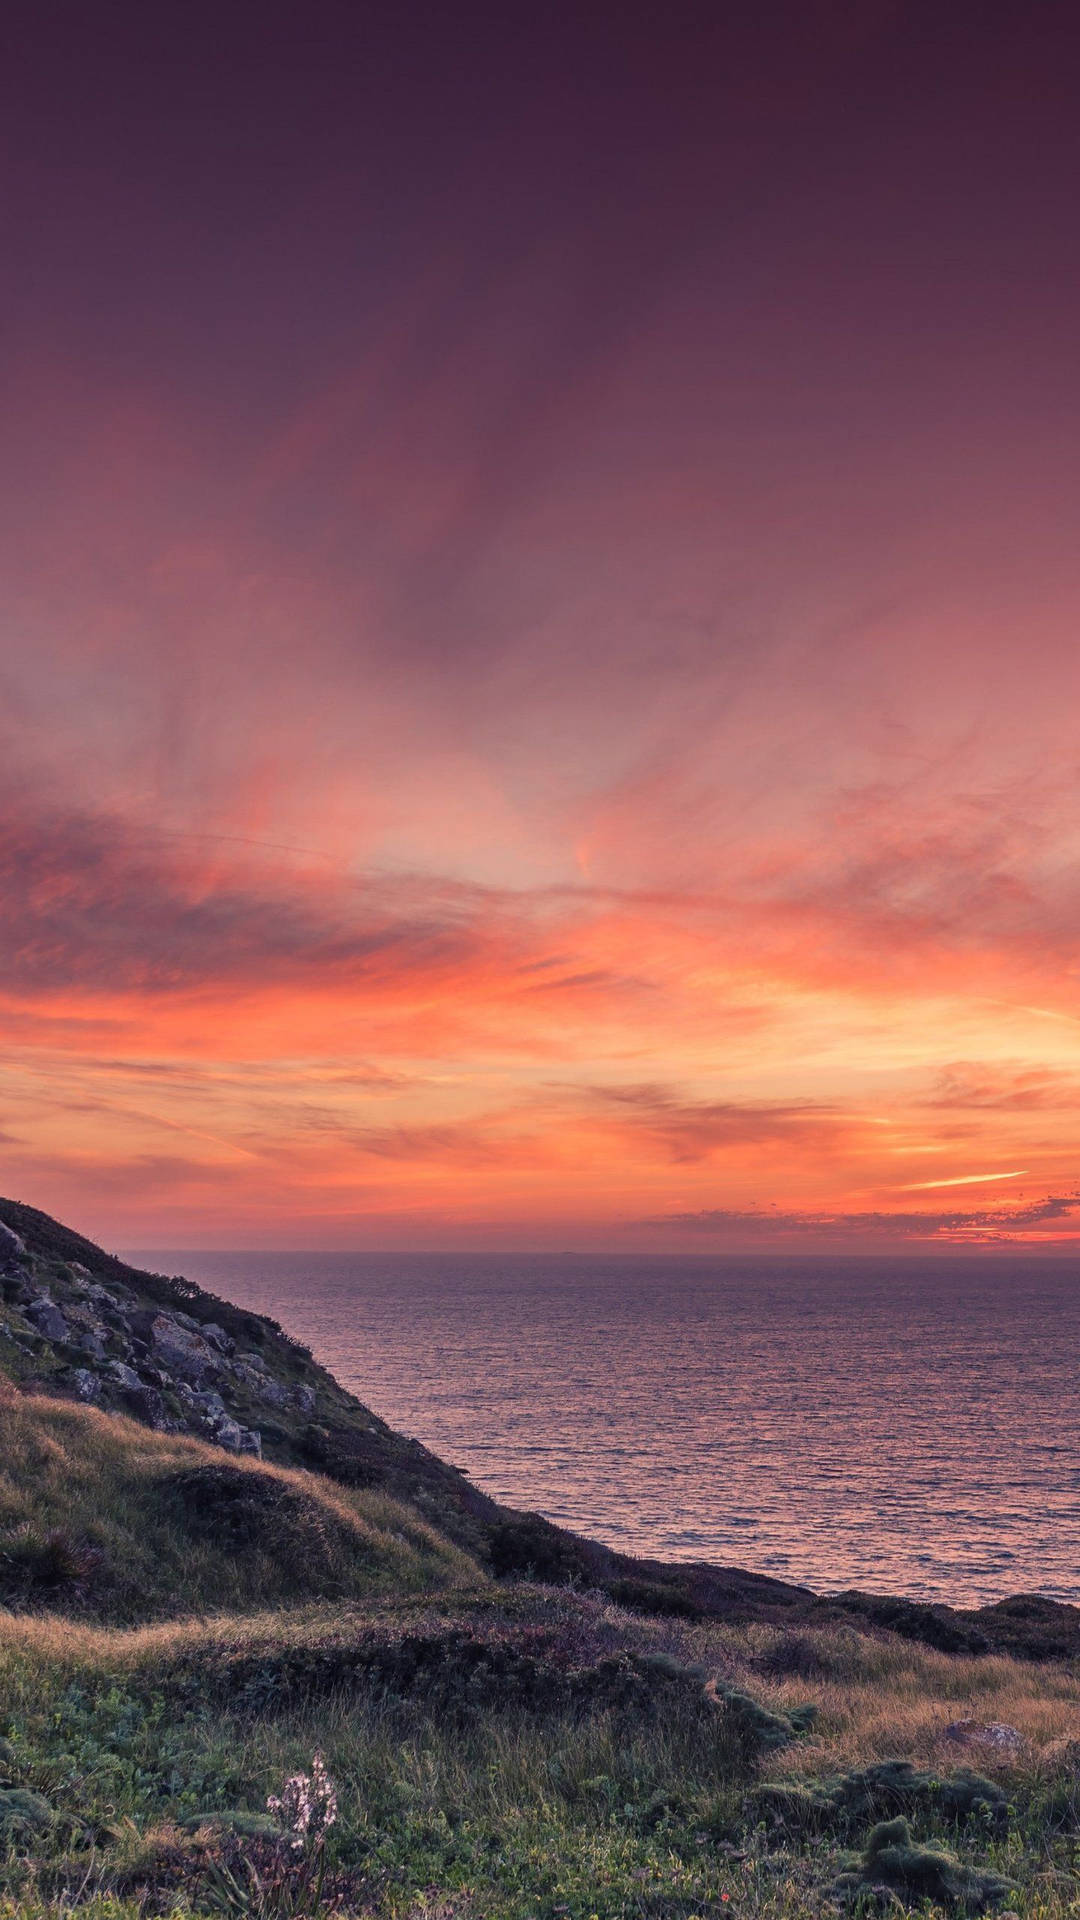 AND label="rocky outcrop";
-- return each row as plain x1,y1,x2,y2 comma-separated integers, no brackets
0,1228,263,1460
